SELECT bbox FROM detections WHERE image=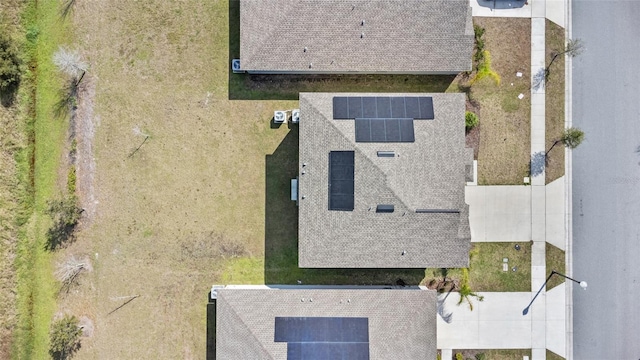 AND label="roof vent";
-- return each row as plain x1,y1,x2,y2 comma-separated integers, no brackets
361,19,365,26
377,151,395,157
376,204,394,213
309,63,313,68
274,110,287,123
303,47,307,52
360,33,364,38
